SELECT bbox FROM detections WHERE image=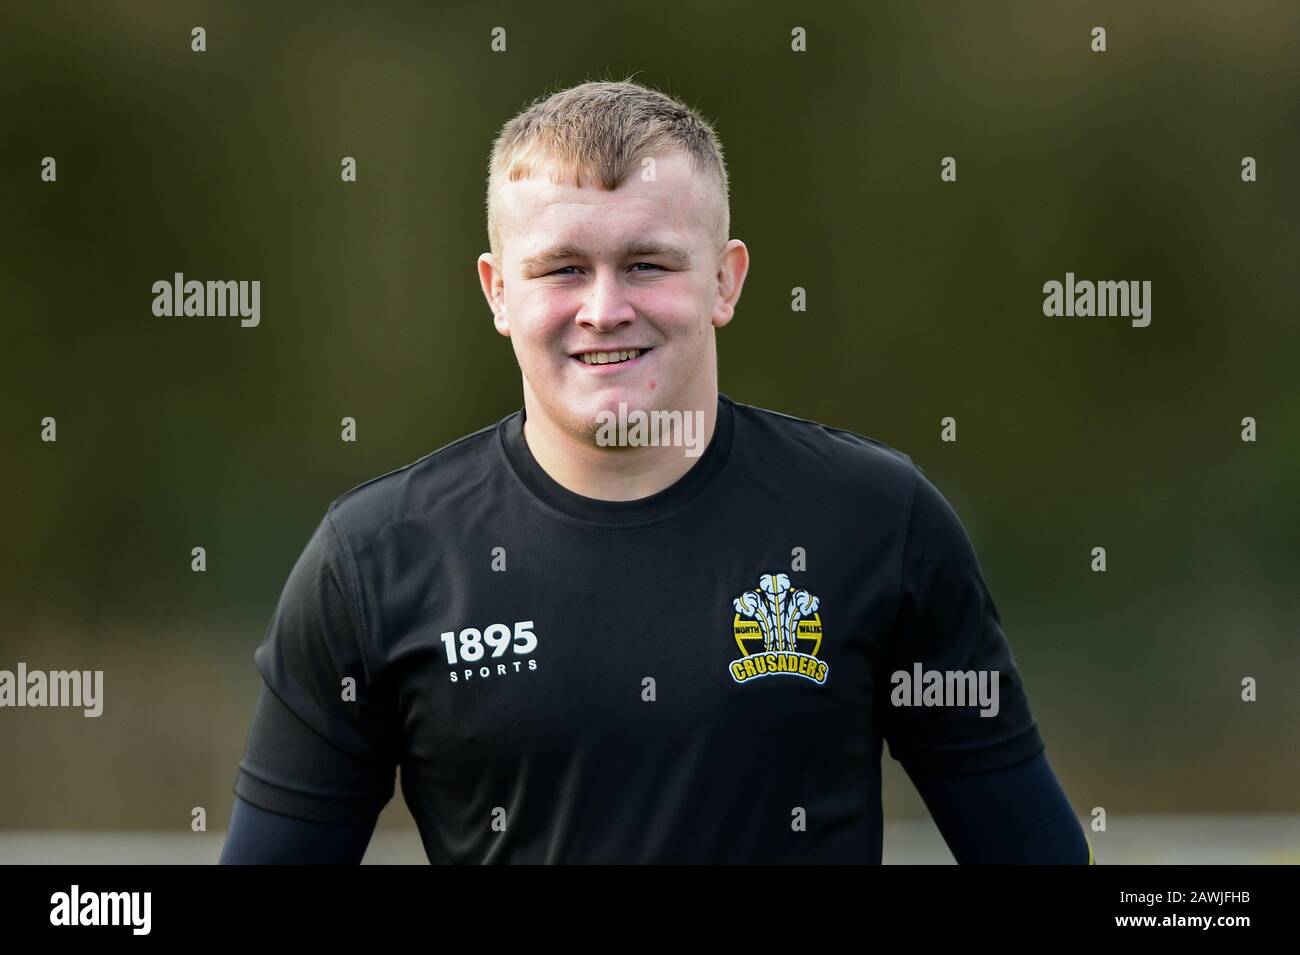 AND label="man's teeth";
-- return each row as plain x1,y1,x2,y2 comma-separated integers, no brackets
579,349,642,365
